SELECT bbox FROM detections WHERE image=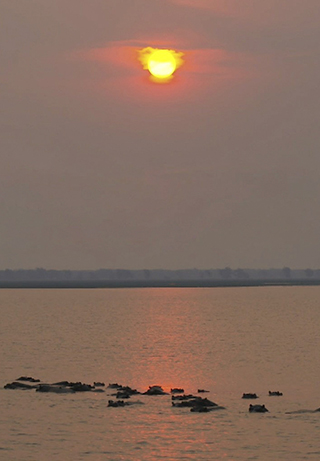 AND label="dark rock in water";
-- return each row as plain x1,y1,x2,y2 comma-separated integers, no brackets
198,389,209,393
269,390,283,396
4,381,37,390
17,376,40,383
94,382,105,387
249,404,268,413
171,388,184,394
143,385,168,395
242,393,258,399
